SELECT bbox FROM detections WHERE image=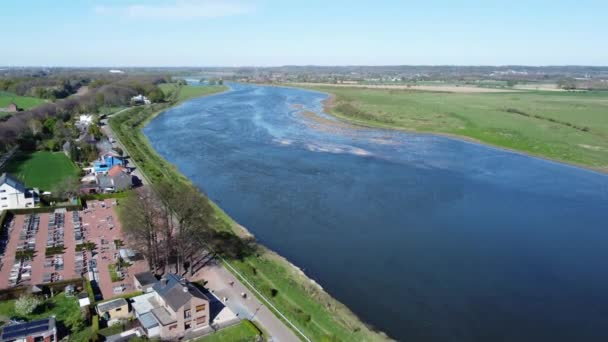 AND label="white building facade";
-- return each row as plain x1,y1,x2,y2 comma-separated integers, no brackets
0,173,39,210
